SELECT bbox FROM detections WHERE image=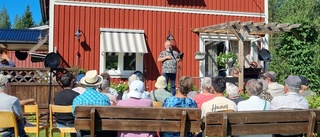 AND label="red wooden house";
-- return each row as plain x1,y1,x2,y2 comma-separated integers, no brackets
40,0,268,90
